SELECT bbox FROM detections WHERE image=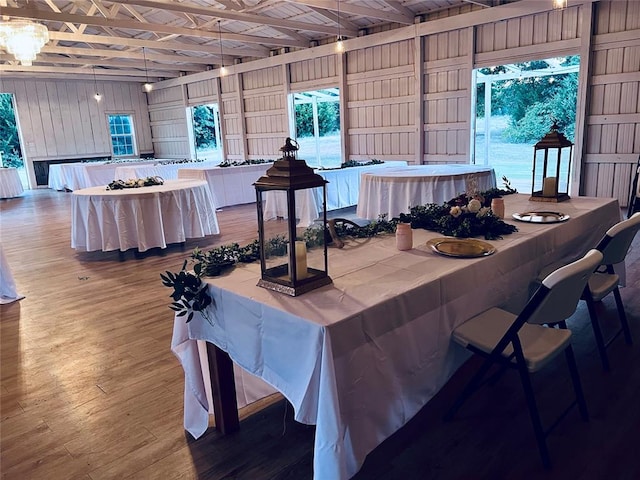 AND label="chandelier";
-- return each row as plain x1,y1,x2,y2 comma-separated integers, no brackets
0,20,50,66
